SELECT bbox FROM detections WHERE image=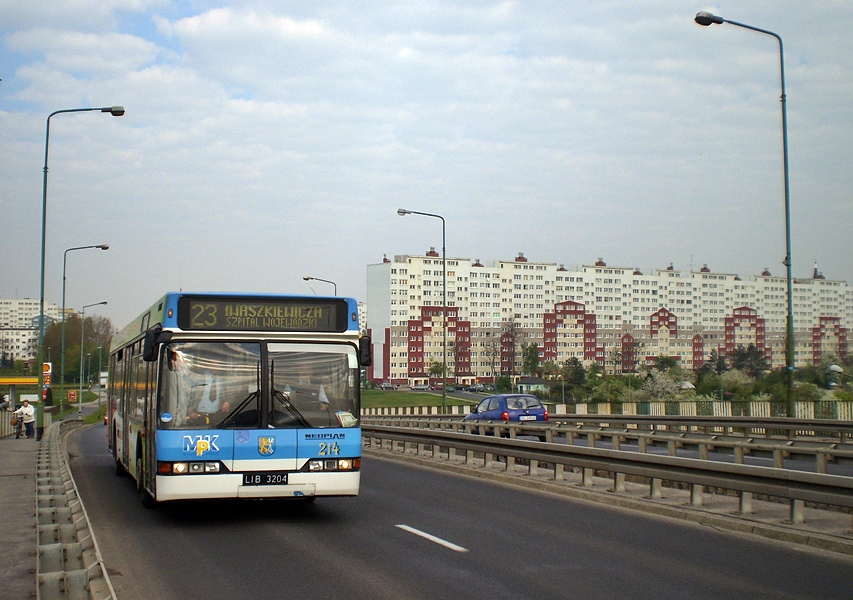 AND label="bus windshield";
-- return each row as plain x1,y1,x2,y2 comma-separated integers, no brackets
158,341,359,430
268,343,359,429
